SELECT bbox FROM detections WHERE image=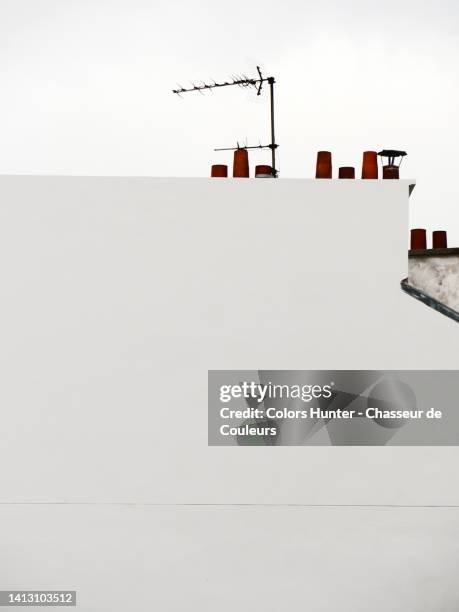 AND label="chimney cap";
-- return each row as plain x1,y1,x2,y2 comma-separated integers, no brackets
378,150,407,158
